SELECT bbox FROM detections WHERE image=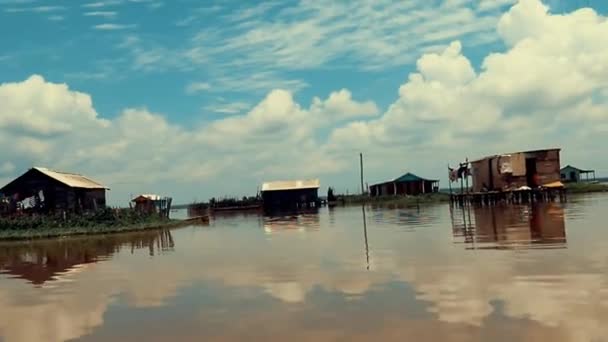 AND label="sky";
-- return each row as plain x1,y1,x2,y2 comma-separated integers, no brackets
0,0,607,205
